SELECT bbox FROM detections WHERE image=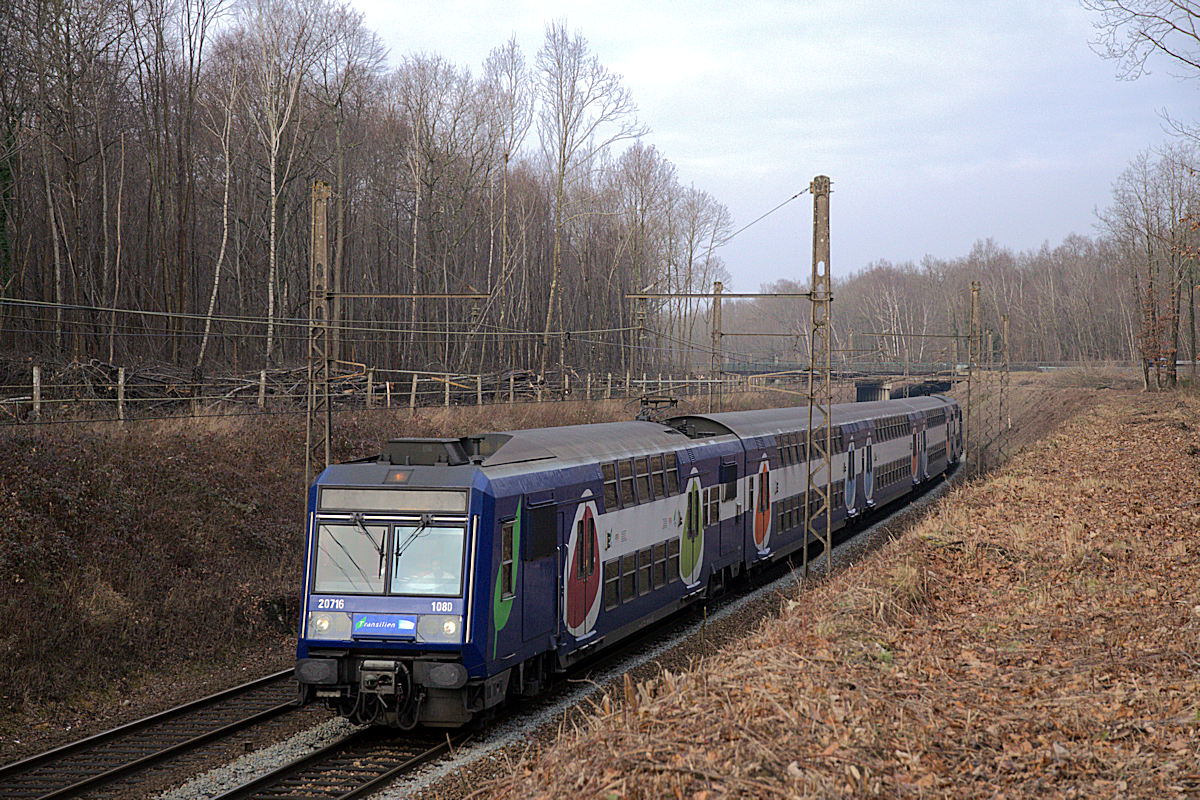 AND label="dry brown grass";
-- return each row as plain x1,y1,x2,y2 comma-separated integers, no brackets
471,392,1200,799
1036,364,1144,390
